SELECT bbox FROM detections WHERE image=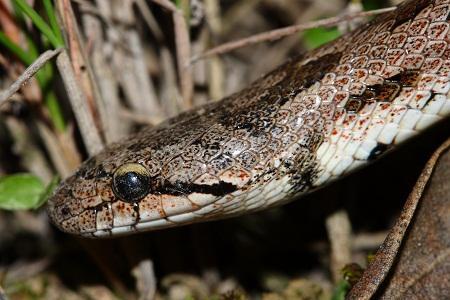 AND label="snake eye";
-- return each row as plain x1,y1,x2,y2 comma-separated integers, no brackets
112,163,150,202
